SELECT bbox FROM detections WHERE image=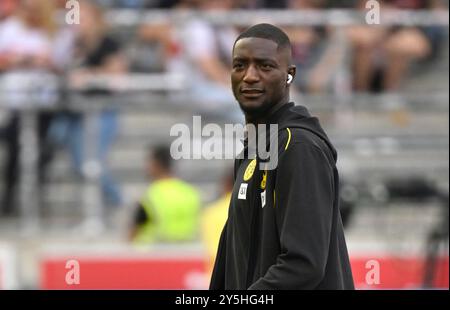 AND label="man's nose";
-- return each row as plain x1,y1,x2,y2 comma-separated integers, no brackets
243,65,260,83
